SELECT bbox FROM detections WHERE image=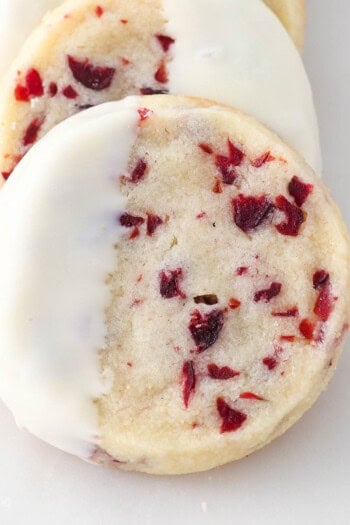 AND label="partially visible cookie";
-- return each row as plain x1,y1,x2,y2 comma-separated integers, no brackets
0,95,347,475
264,0,306,50
0,0,321,184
